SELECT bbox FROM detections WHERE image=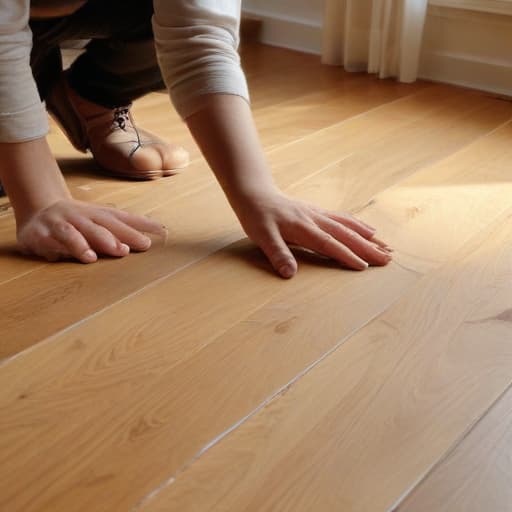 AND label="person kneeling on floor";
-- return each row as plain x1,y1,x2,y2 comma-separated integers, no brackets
0,0,392,277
